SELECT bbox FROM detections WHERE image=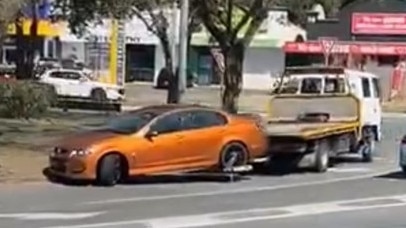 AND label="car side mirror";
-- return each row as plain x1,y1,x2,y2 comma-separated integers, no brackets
79,77,87,82
145,130,158,138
